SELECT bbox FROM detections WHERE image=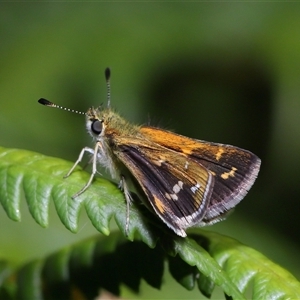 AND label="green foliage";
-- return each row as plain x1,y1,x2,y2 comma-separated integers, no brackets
0,146,157,248
0,146,300,299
